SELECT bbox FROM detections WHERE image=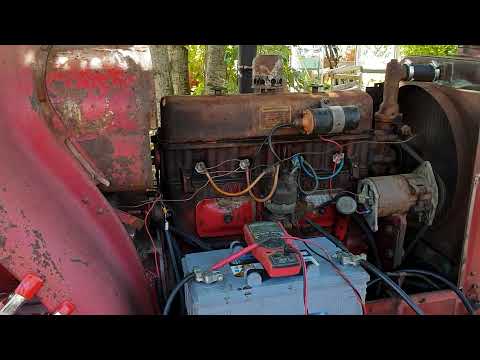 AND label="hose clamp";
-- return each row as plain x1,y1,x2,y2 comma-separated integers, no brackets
403,61,414,81
431,61,440,81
